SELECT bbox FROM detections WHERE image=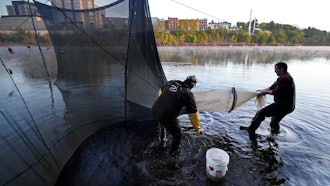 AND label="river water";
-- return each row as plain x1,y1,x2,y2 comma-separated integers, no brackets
58,46,330,186
2,46,330,185
155,46,330,185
